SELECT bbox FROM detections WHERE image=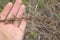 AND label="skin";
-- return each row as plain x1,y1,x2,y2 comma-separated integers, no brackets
0,0,27,40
